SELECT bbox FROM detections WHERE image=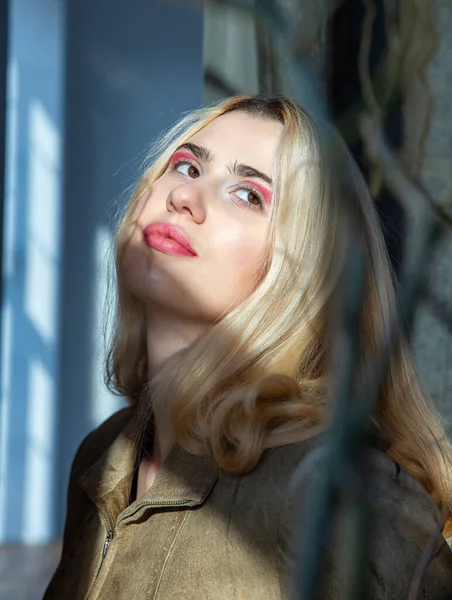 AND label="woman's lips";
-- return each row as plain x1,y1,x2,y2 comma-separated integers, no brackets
142,222,197,257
